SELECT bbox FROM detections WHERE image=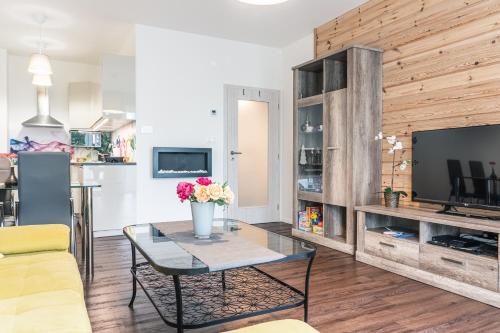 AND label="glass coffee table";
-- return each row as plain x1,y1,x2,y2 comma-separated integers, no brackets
123,219,316,333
